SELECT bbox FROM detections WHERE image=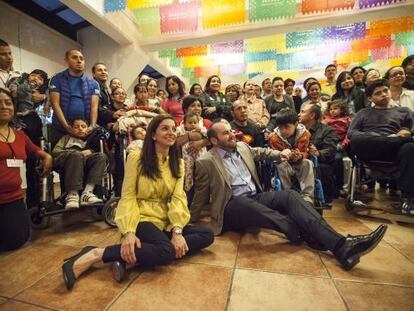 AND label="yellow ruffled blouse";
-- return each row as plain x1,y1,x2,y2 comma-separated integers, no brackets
115,149,190,234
